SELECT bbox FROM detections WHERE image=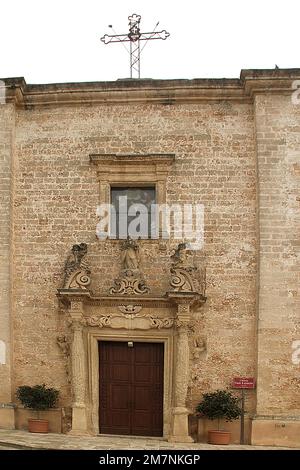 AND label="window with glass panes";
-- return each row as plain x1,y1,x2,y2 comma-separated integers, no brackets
110,186,156,239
